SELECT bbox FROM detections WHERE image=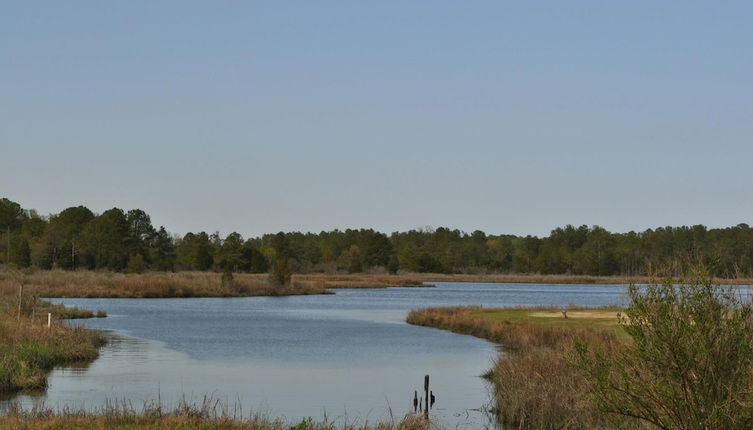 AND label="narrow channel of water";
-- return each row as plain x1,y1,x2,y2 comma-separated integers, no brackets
3,282,628,428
